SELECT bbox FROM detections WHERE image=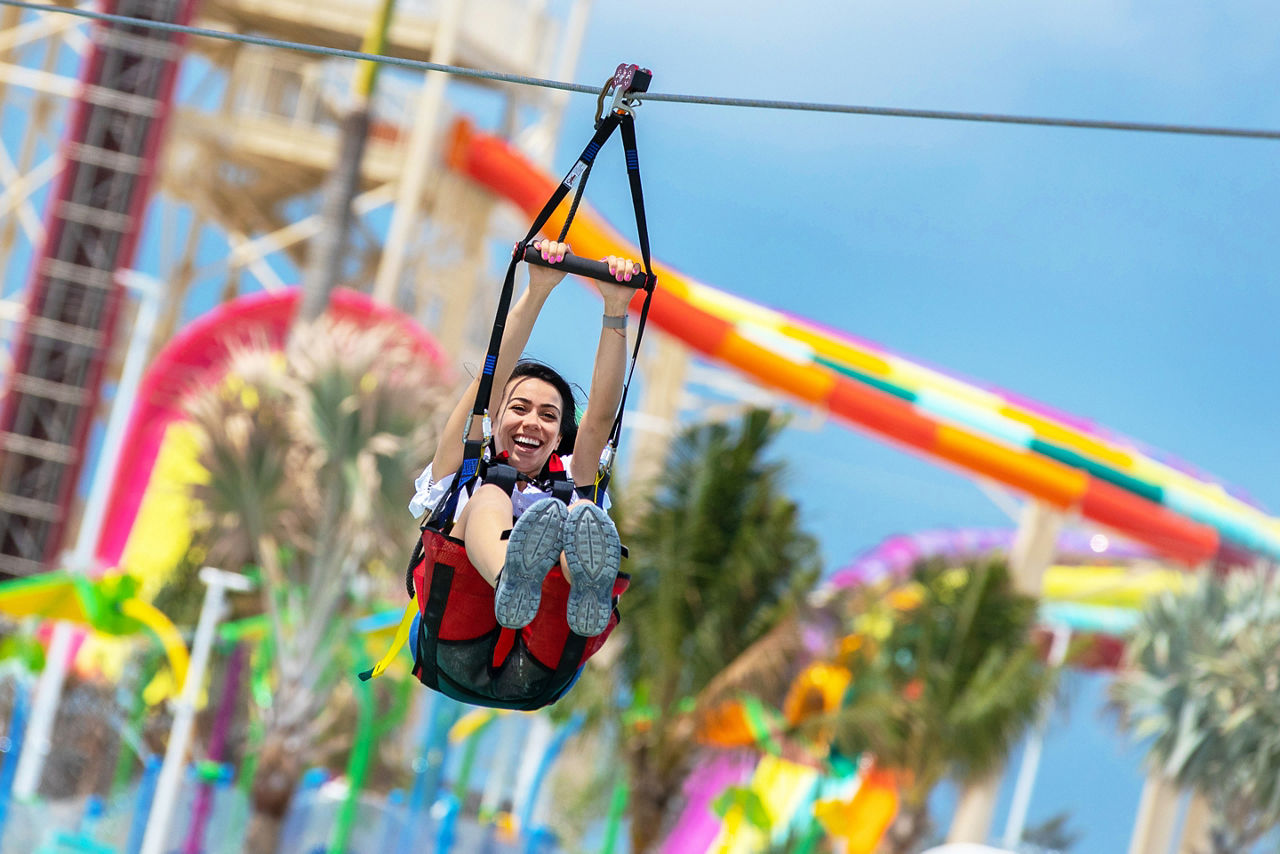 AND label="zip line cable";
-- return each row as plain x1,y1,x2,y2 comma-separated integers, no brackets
4,0,1280,142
